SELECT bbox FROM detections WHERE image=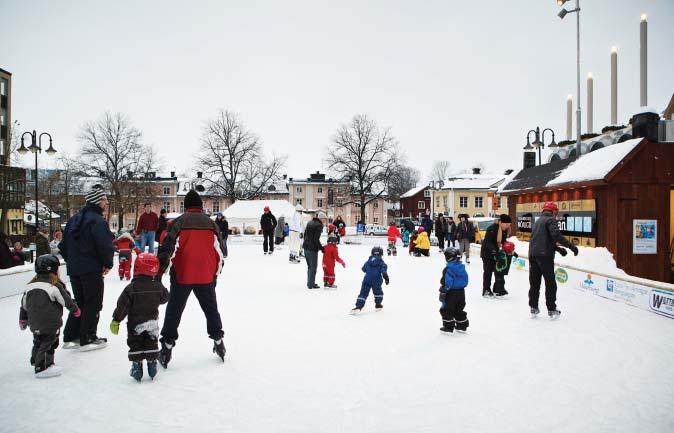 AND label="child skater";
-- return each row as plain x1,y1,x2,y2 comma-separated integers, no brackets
114,229,140,281
386,221,401,256
322,235,346,289
438,247,469,333
351,246,389,314
19,254,80,378
109,253,169,382
492,240,519,296
402,227,410,248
